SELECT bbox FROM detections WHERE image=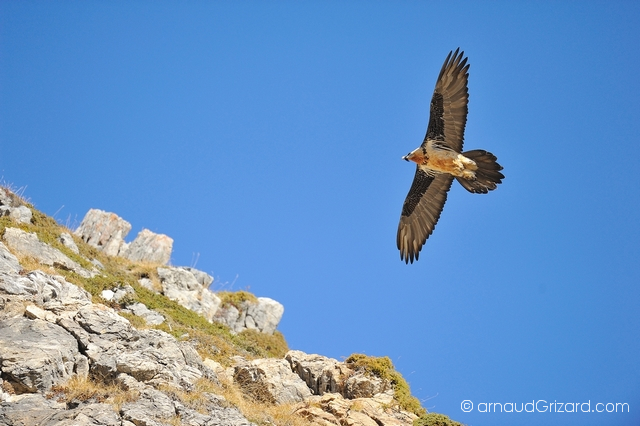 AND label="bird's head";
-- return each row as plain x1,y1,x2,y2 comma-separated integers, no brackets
402,148,426,164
